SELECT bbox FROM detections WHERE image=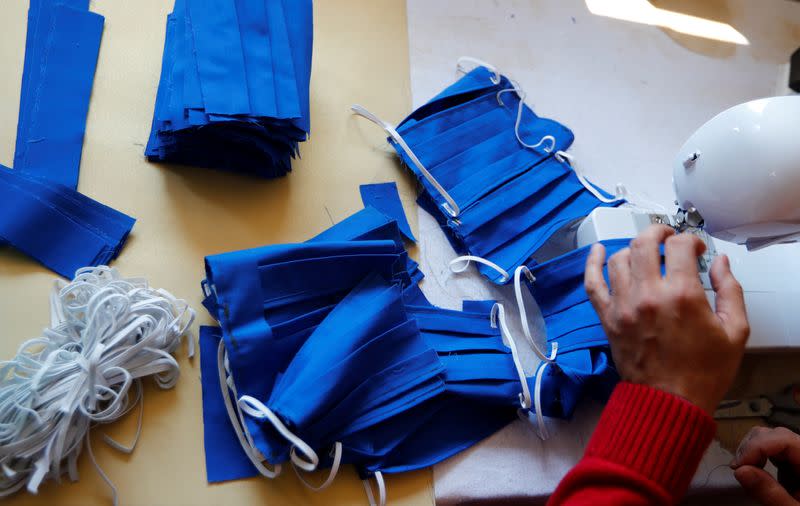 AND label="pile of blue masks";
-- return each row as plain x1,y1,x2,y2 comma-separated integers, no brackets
1,2,135,278
353,59,624,284
14,0,103,189
146,0,313,178
196,182,639,502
